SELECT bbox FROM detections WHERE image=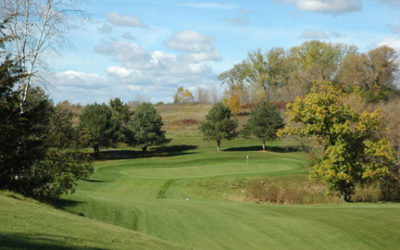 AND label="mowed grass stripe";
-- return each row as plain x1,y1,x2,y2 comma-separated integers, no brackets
0,194,189,250
59,137,400,249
